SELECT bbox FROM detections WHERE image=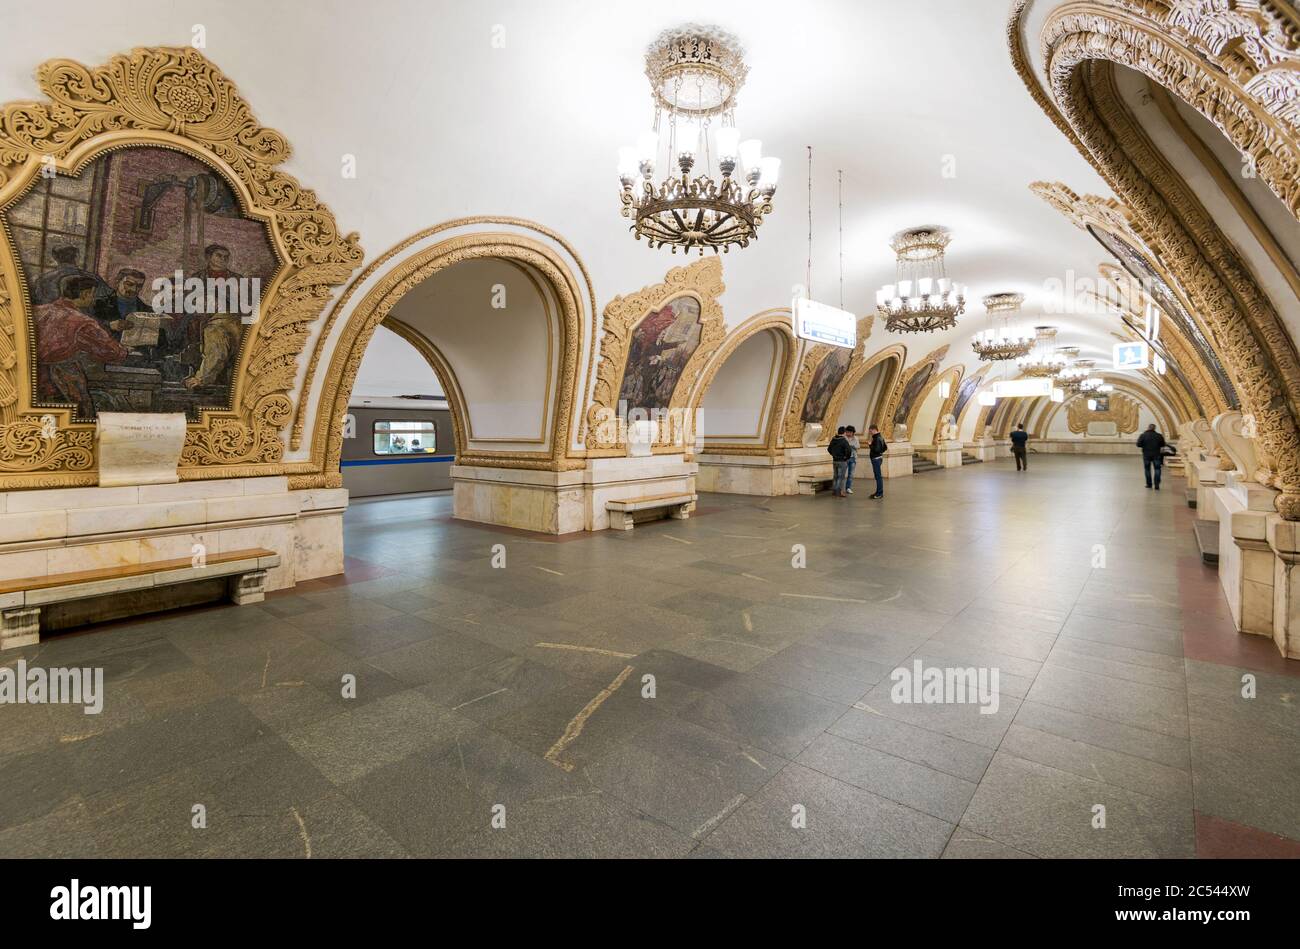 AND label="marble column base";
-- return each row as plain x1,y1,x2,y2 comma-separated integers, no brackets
1266,516,1300,660
696,448,831,496
936,440,963,468
1189,455,1229,520
451,464,586,534
972,437,997,462
1214,476,1278,637
882,442,913,478
452,457,700,533
0,478,348,597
